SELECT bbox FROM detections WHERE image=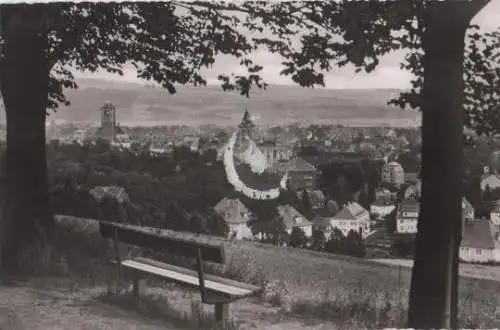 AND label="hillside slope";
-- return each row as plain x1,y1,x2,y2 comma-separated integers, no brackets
39,78,420,127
